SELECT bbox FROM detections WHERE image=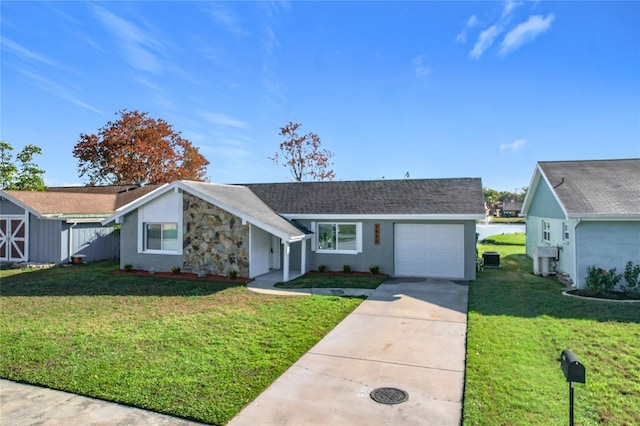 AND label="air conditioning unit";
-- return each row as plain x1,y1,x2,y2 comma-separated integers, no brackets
533,246,558,276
